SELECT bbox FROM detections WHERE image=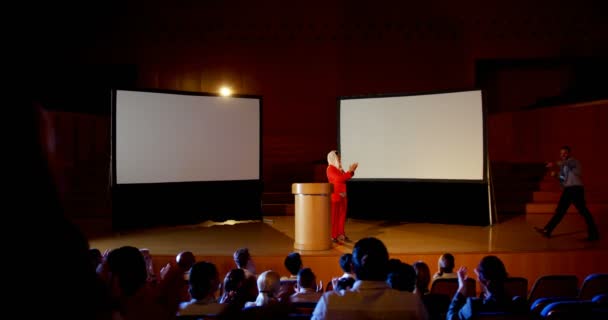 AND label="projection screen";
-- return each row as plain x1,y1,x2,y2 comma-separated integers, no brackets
339,90,484,181
114,90,260,184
